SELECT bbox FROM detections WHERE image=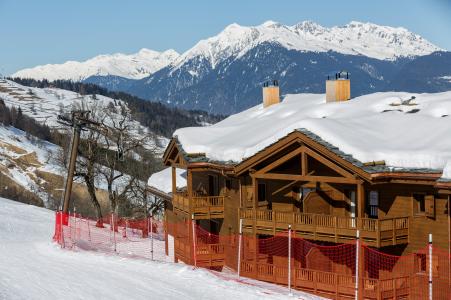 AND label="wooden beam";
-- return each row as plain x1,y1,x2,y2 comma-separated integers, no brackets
172,166,176,195
187,169,193,212
301,151,307,176
253,176,258,209
272,180,299,196
253,173,358,184
303,147,354,179
357,181,365,218
256,147,304,174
